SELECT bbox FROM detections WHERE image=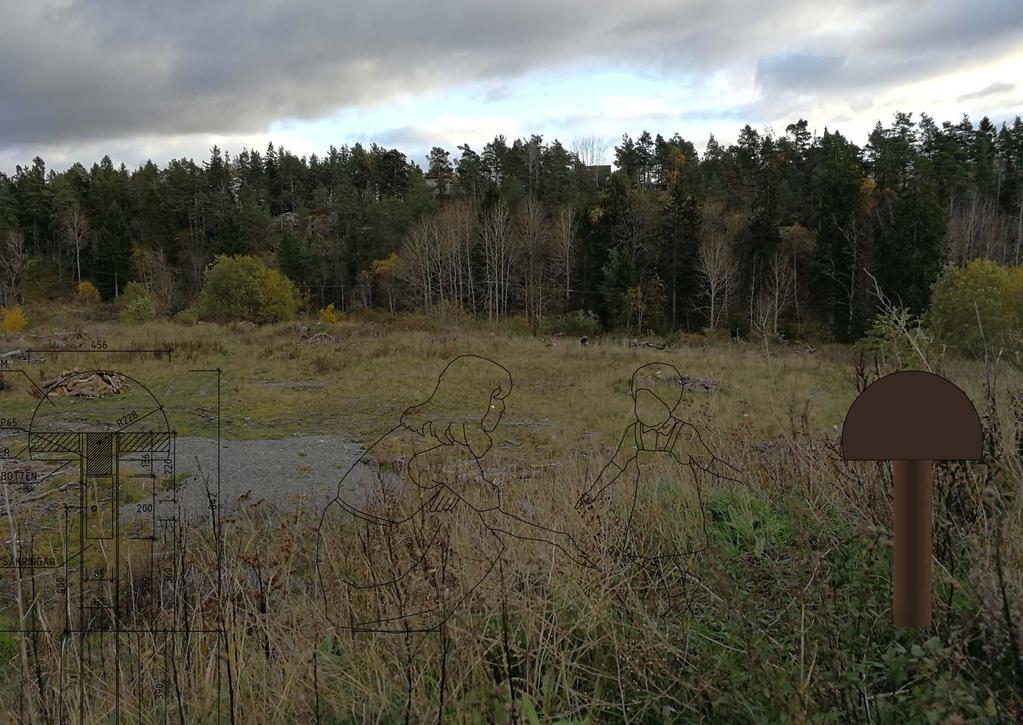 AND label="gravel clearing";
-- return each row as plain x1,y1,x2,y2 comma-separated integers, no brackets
122,434,378,524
